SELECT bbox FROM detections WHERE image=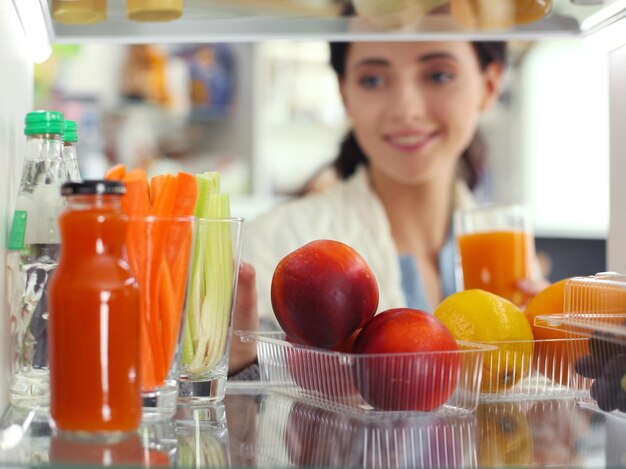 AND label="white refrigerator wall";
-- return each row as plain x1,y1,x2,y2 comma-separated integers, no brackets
609,42,626,272
0,2,34,410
